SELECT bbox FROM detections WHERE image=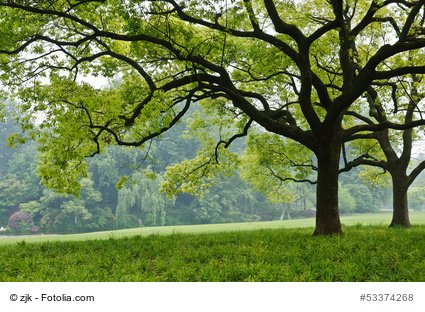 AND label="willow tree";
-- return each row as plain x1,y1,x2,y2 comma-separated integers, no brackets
1,1,425,235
